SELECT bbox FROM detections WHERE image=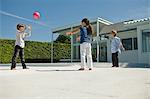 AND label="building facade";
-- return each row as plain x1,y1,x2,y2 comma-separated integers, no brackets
52,17,150,65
